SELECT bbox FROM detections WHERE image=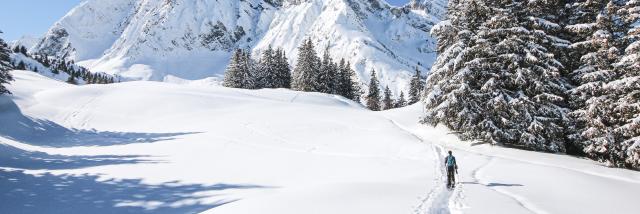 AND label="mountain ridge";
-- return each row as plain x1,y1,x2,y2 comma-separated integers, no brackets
30,0,446,94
